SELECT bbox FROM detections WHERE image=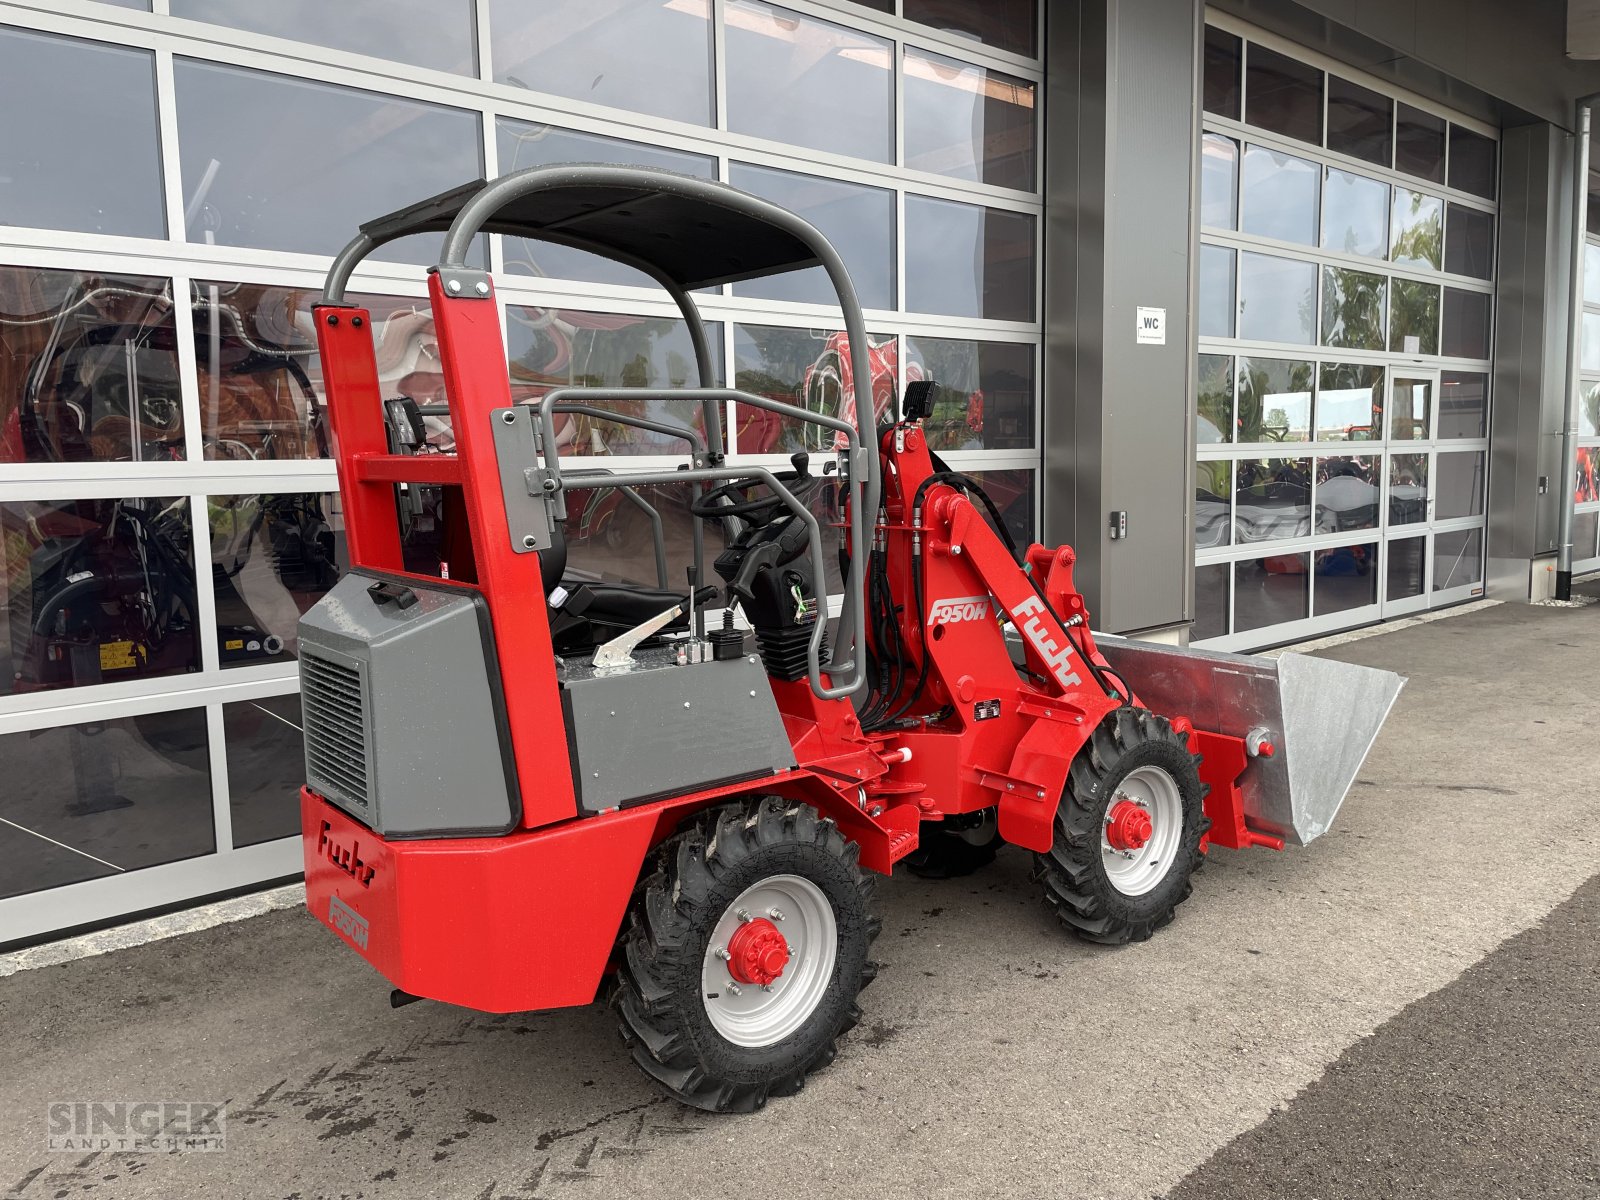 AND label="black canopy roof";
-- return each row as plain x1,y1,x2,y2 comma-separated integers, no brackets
358,166,824,291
